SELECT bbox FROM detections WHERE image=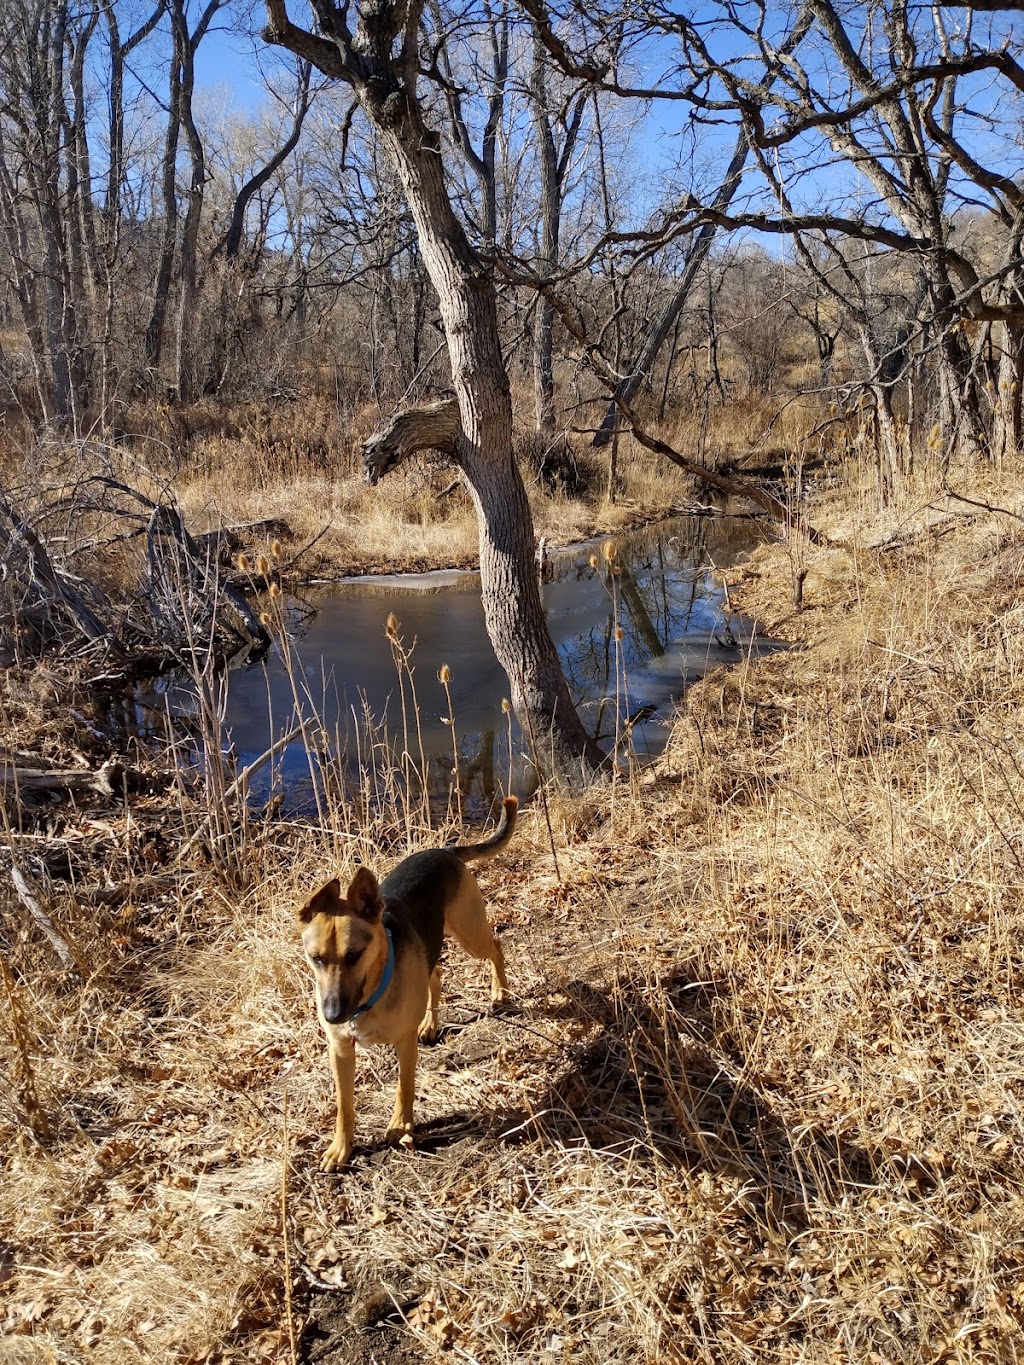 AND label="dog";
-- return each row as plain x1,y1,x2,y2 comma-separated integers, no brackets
297,796,517,1171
